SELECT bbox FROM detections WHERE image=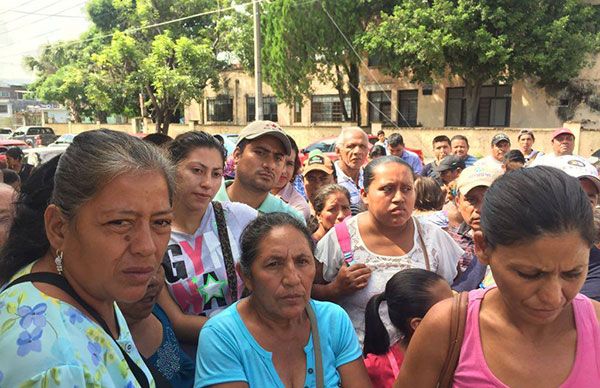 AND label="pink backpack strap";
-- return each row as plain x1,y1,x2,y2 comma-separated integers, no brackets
334,221,354,265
